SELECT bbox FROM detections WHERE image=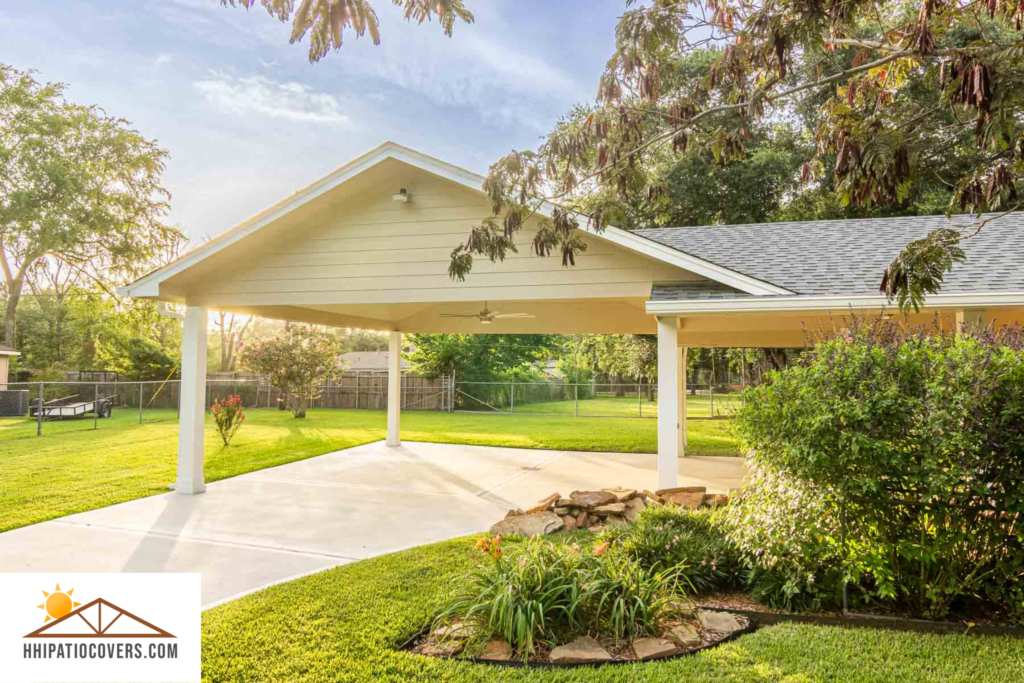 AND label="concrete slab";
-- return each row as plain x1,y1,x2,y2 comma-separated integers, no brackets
0,441,744,608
